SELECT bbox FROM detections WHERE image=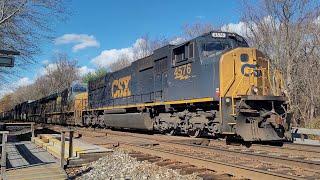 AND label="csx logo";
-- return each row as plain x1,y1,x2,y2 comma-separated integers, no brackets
241,64,262,77
111,76,131,98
